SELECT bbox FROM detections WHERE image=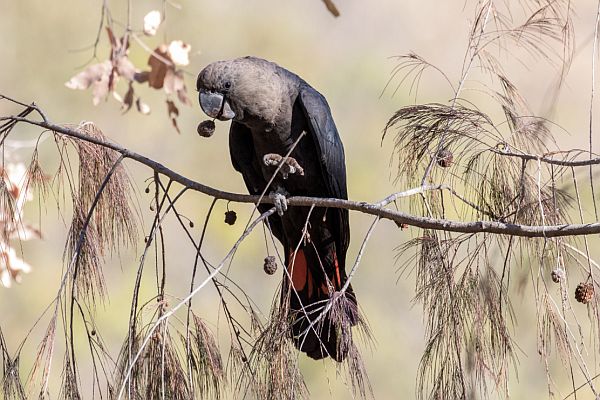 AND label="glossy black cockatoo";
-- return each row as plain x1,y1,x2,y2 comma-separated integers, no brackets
196,56,357,361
